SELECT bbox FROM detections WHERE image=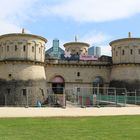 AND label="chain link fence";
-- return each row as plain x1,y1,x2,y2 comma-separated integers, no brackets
1,86,140,107
45,87,140,107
